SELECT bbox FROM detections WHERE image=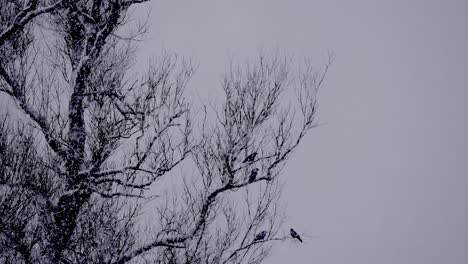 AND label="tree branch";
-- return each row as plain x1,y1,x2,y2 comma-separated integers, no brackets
0,0,68,46
0,67,68,159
